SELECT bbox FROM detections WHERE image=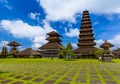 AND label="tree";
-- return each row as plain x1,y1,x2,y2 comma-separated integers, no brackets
1,46,8,54
58,42,75,60
66,42,73,50
58,49,65,59
0,46,8,58
94,47,104,58
65,42,75,60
